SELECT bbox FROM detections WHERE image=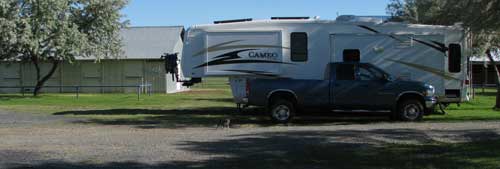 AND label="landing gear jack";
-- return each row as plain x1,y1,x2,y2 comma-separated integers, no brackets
236,103,249,113
437,103,449,115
